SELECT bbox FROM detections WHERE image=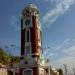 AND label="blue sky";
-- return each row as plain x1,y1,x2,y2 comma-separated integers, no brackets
0,0,75,69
